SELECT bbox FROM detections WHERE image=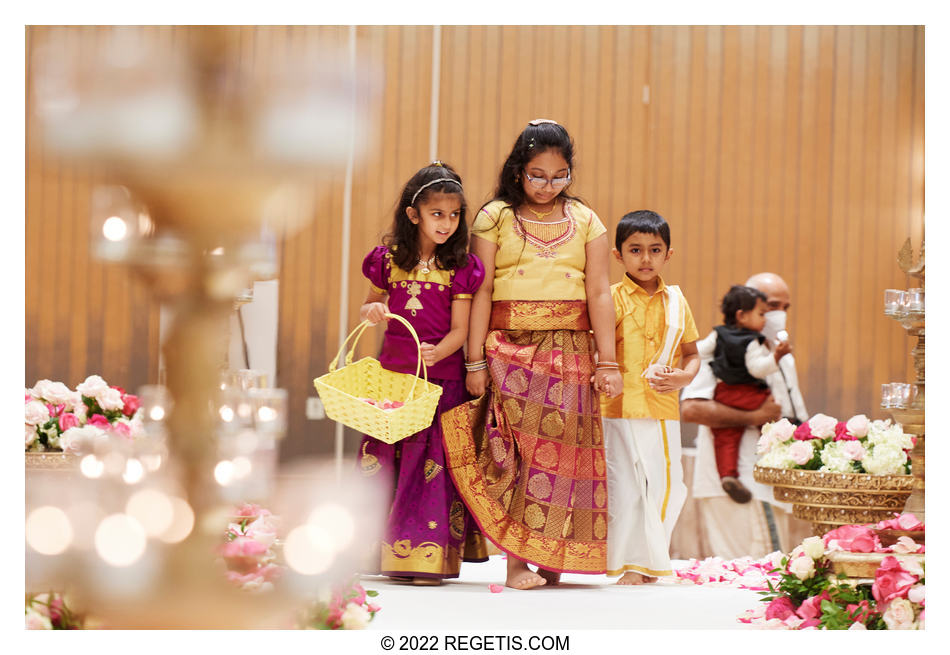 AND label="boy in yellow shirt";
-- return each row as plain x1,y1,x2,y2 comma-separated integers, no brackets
601,210,700,585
